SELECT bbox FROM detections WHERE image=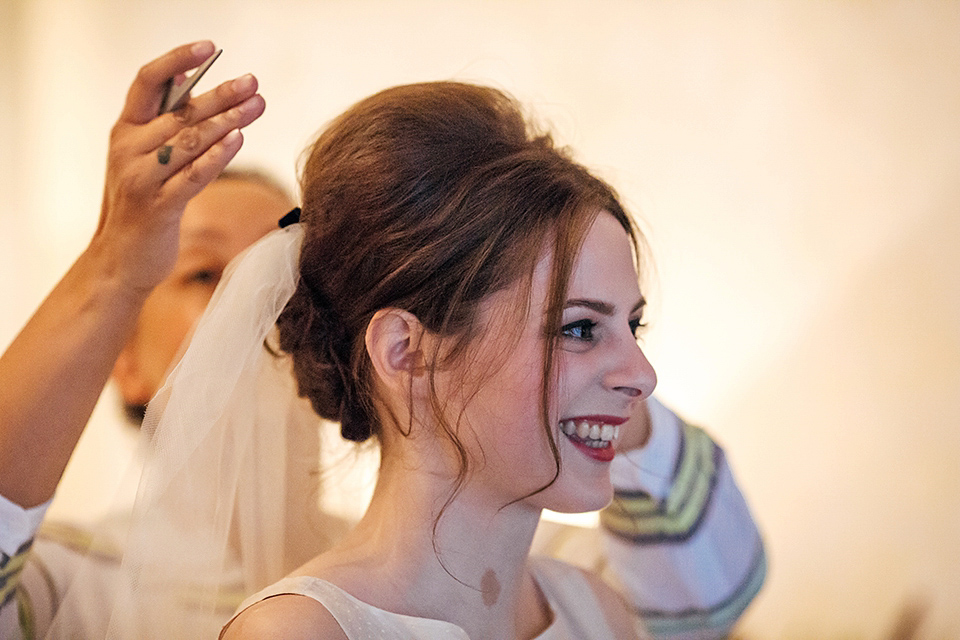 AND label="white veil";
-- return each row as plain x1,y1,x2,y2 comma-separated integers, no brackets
48,224,354,639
